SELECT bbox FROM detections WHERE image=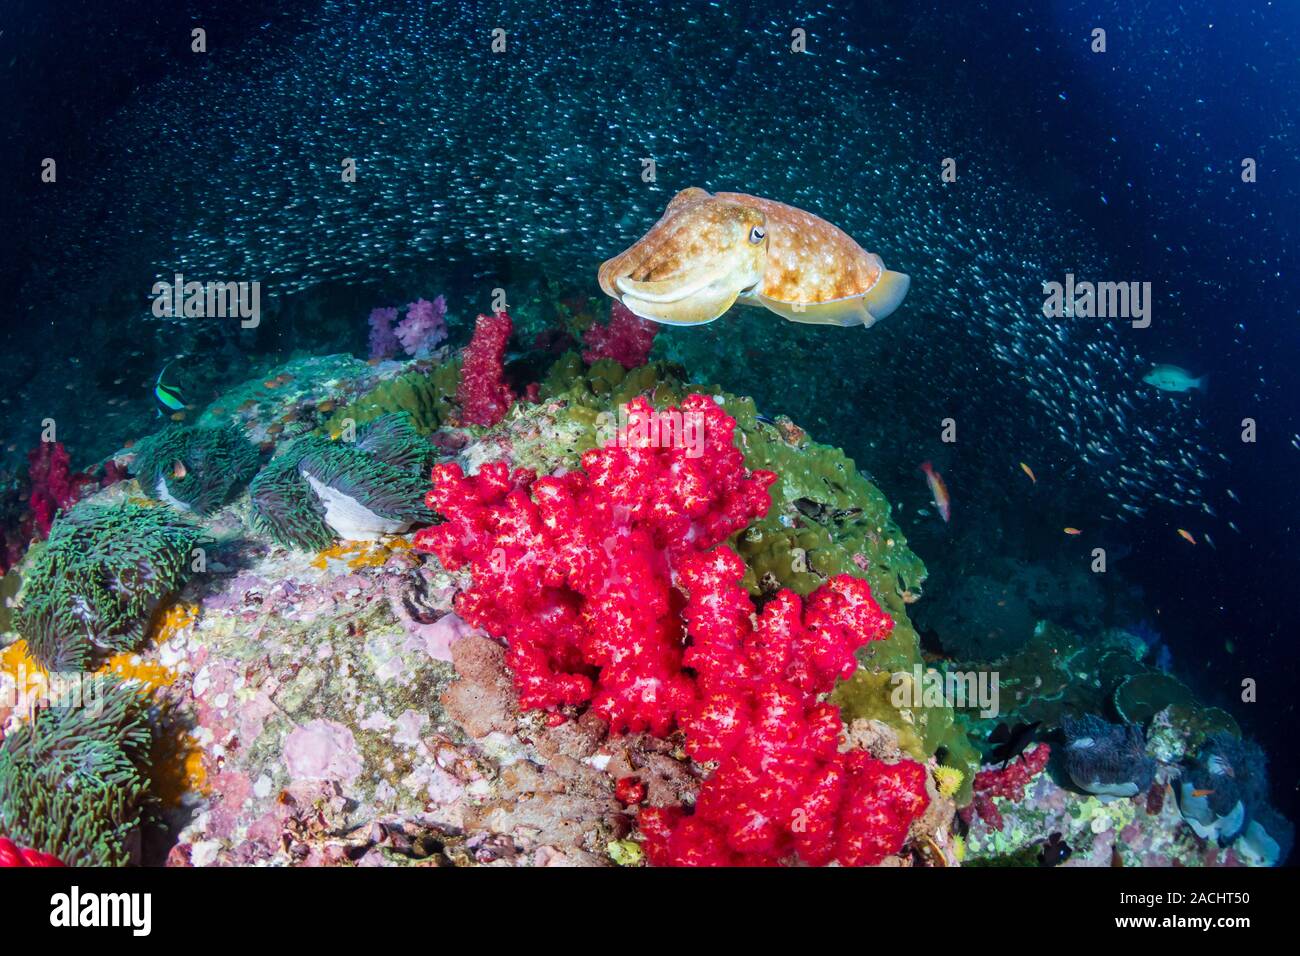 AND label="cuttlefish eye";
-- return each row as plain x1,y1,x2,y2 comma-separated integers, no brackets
749,226,766,244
